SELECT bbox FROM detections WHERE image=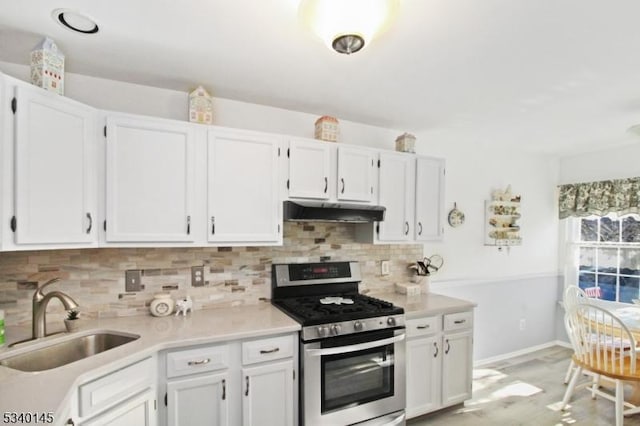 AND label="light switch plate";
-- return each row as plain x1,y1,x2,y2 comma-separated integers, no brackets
125,269,143,292
381,260,390,276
